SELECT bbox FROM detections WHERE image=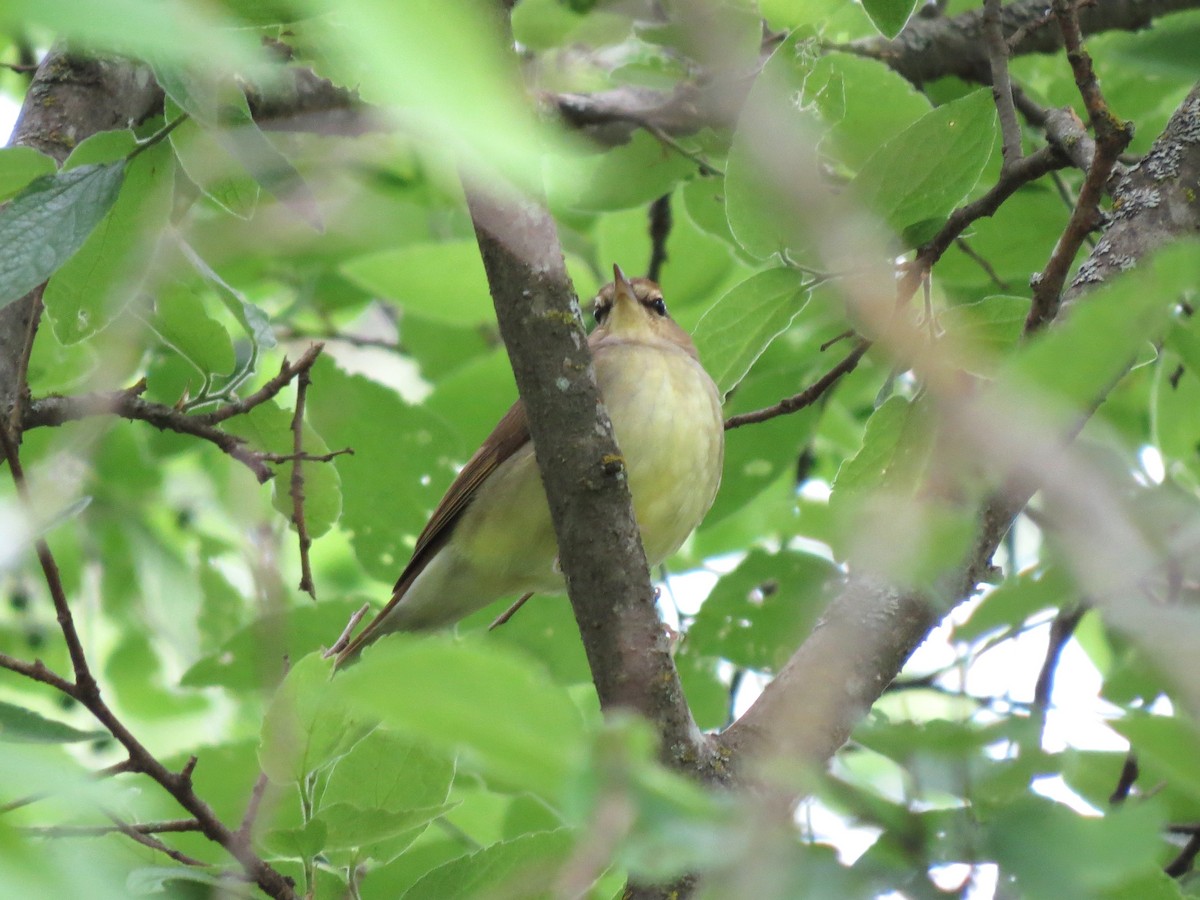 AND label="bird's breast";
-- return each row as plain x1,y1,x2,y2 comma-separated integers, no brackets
596,340,725,566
